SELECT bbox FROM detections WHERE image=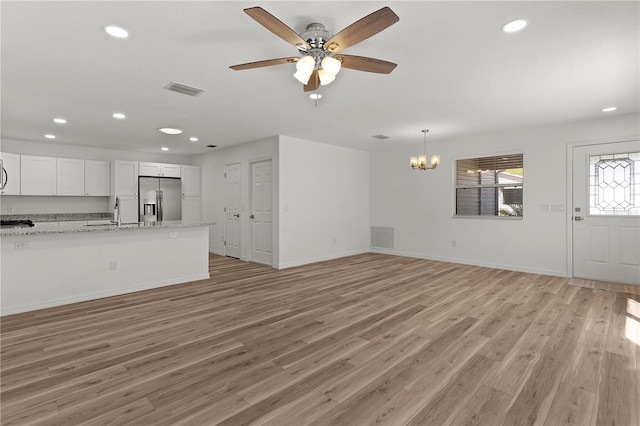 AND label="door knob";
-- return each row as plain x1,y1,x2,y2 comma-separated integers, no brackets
234,213,239,218
574,216,584,221
250,214,255,219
